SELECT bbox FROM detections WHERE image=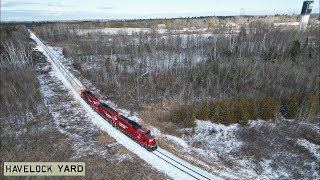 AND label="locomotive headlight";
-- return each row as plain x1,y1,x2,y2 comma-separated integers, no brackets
149,139,153,142
115,117,117,120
